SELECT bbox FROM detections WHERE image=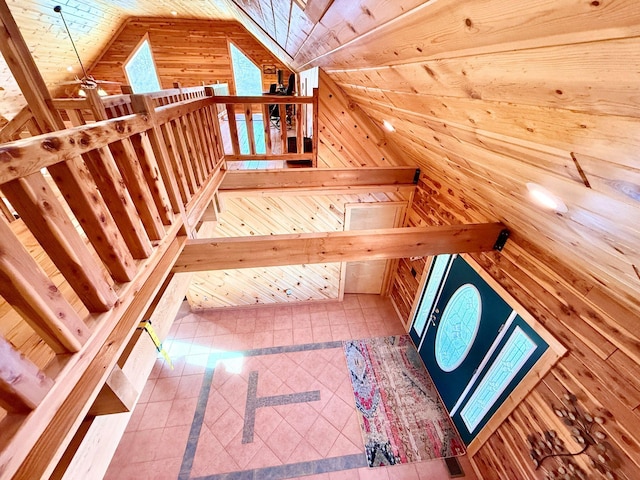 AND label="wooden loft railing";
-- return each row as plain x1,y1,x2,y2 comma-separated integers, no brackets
212,91,319,166
0,84,214,144
0,93,225,479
